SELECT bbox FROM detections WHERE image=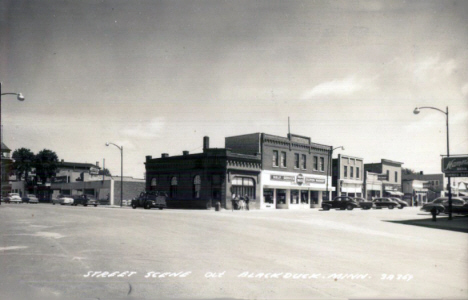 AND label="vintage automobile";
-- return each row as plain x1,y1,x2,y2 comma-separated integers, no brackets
322,196,360,211
22,194,39,204
389,197,408,209
53,194,74,205
442,197,468,215
72,195,98,207
420,197,446,215
372,197,399,209
131,191,167,210
6,193,22,203
352,197,374,210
